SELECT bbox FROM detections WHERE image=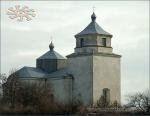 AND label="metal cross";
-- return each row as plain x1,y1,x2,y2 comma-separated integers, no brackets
50,36,53,42
93,6,95,12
